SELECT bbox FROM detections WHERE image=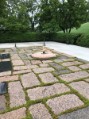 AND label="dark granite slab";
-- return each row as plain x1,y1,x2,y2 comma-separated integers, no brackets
0,82,8,95
0,53,10,59
0,61,12,72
